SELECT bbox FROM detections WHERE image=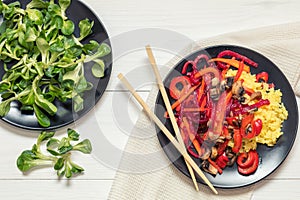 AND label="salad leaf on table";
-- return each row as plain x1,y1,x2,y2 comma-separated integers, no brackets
0,0,111,127
16,128,92,178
